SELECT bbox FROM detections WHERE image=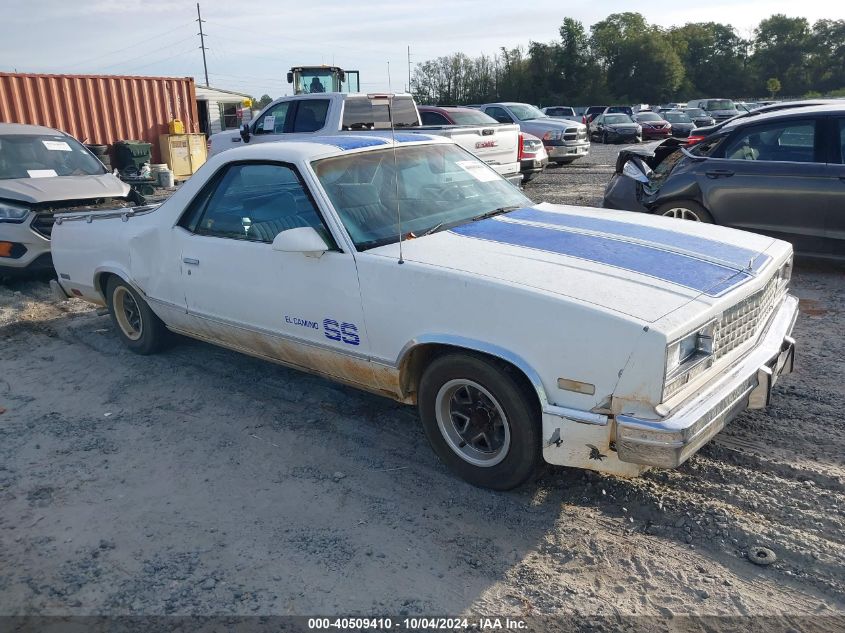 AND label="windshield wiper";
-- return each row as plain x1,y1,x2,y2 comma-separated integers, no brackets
471,205,521,222
420,222,444,237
